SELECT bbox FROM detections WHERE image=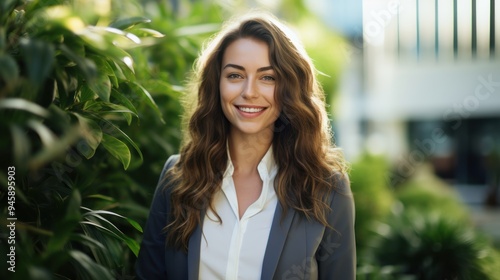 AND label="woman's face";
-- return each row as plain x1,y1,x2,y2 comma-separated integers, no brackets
219,38,279,138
